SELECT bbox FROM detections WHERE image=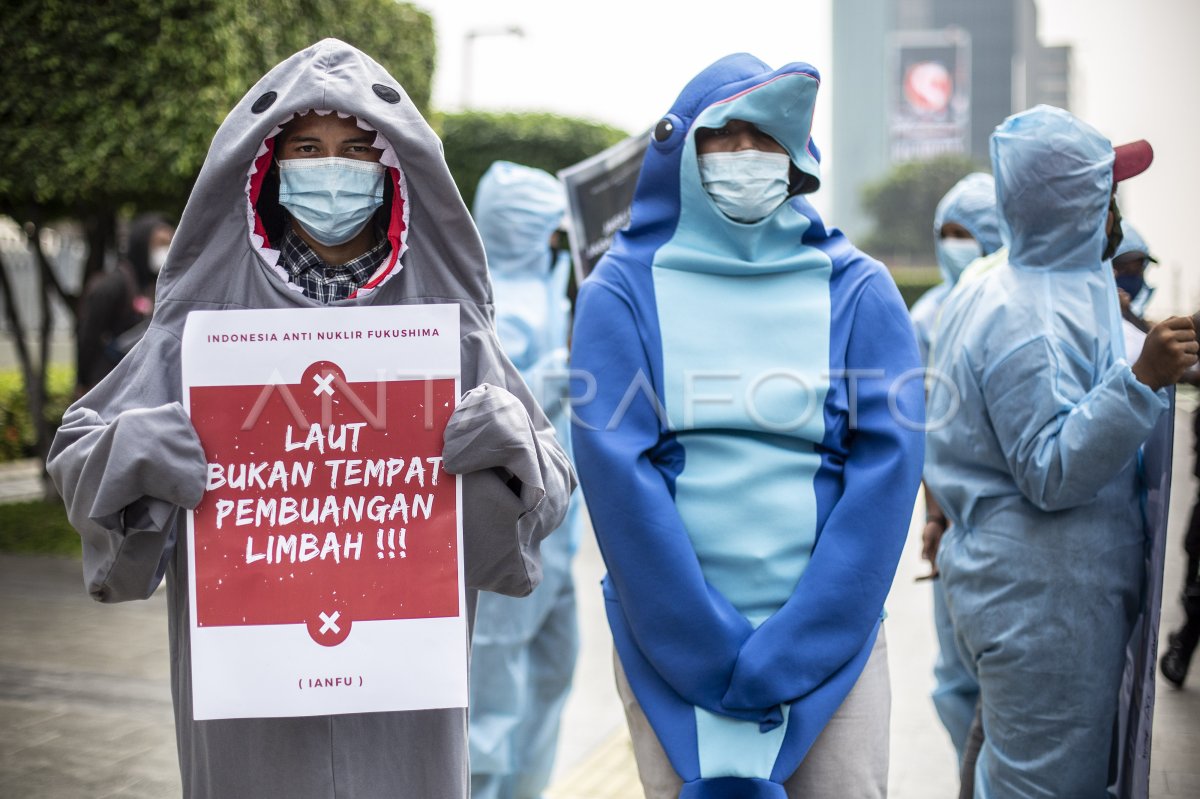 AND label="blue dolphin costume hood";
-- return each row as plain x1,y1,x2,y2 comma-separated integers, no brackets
571,54,924,796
